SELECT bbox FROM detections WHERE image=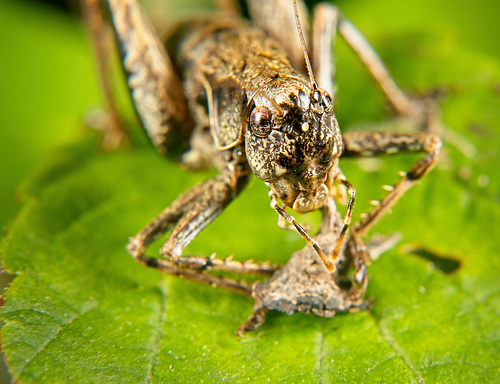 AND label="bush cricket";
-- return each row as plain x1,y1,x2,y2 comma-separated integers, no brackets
85,0,441,335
